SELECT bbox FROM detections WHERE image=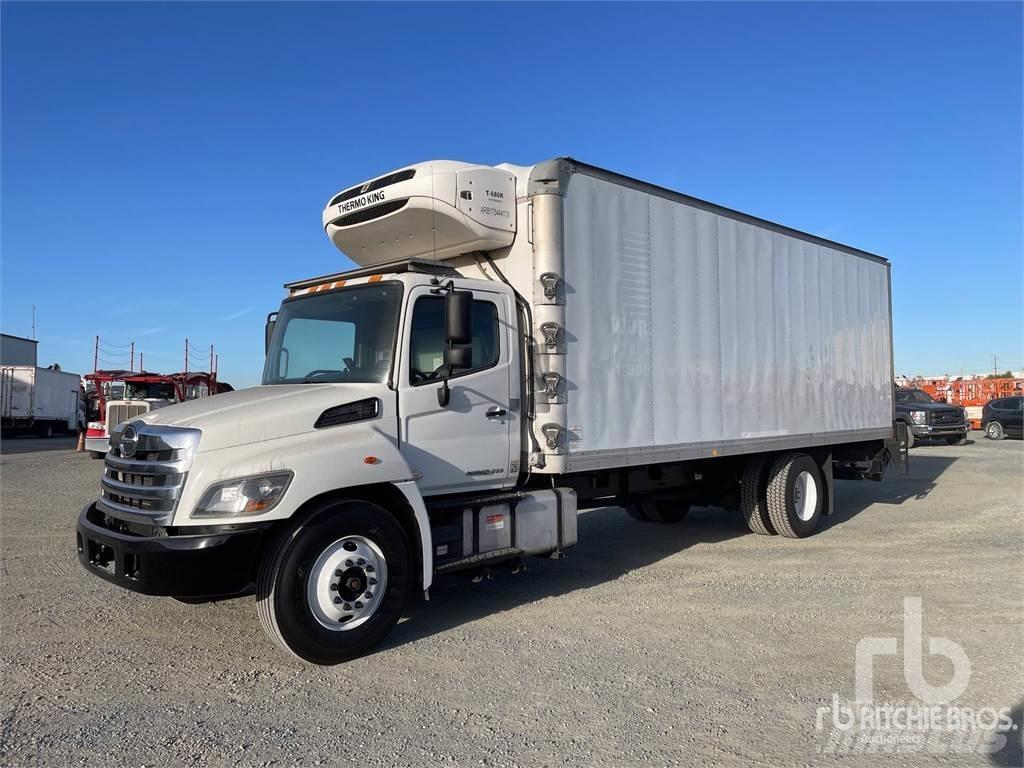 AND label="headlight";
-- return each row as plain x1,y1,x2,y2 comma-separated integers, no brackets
910,410,927,425
193,472,293,517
